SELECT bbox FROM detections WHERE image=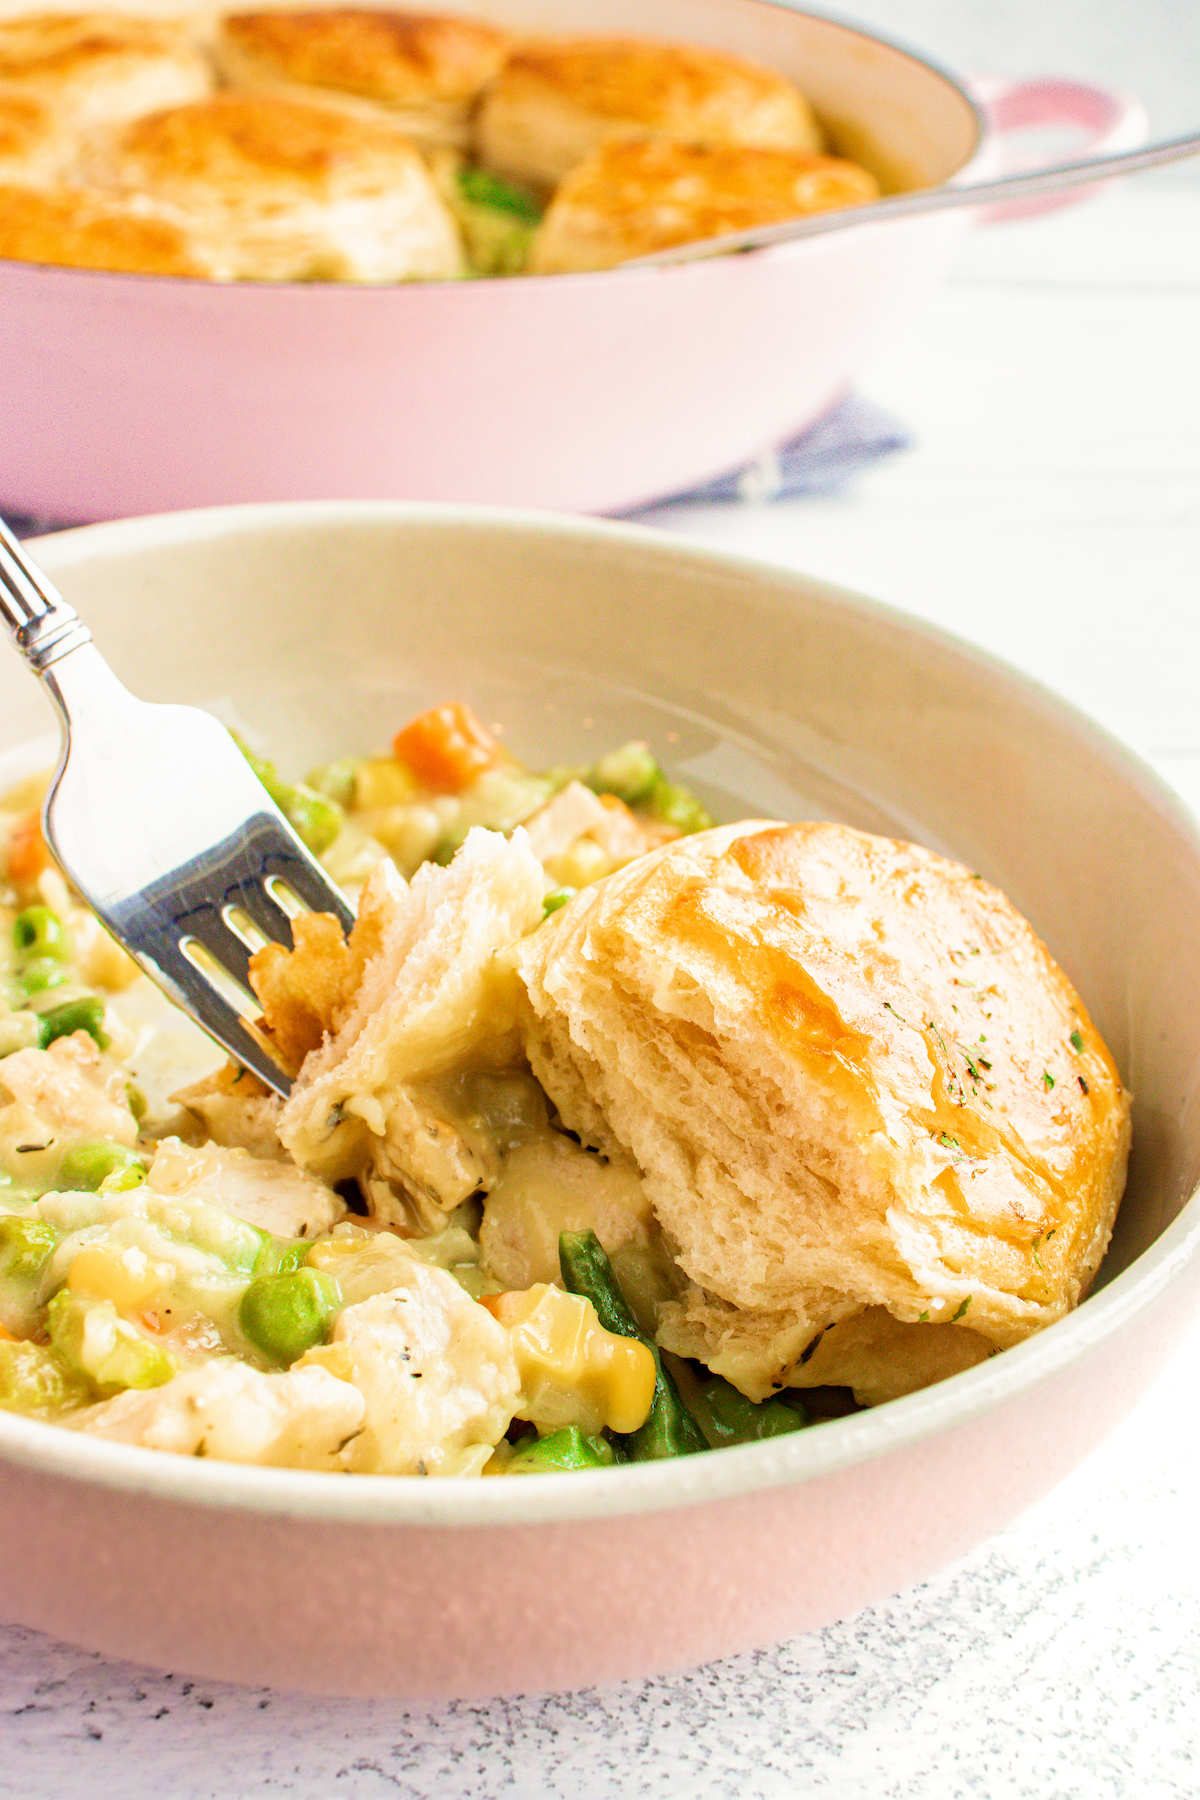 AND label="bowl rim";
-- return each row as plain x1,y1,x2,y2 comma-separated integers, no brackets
0,1,986,294
2,497,1197,1530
